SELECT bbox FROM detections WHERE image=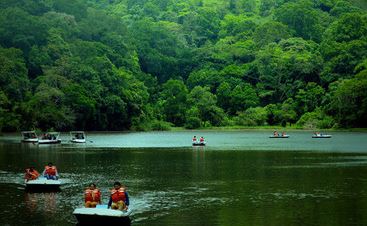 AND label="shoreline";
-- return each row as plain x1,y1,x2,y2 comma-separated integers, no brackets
1,127,367,135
